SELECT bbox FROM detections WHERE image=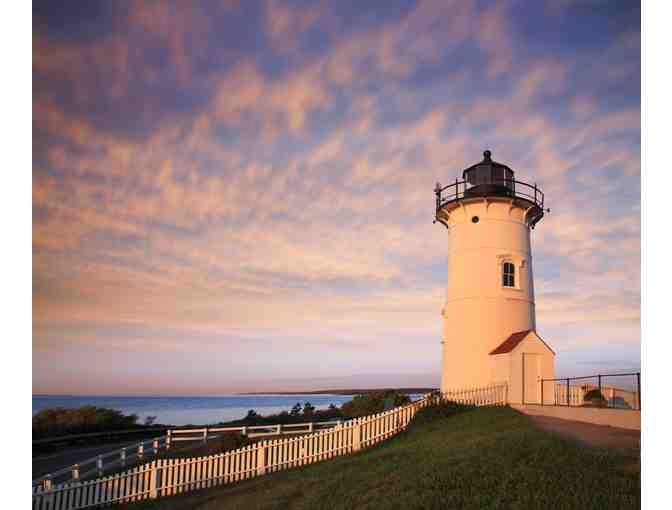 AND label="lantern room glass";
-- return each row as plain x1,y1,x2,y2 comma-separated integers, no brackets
464,164,514,192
